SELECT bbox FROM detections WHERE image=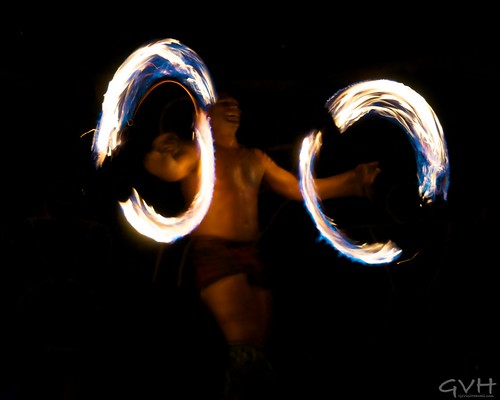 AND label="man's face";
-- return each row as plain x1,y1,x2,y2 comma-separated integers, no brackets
209,95,241,126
